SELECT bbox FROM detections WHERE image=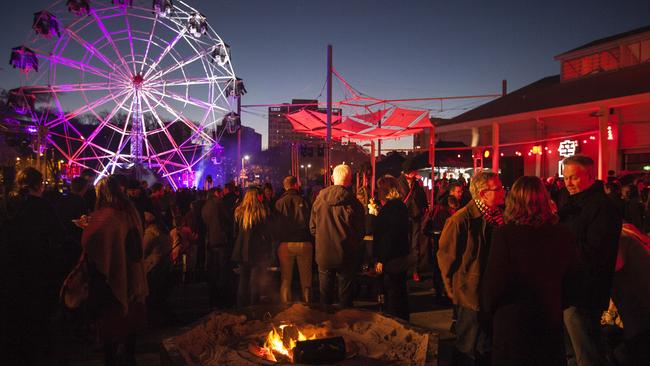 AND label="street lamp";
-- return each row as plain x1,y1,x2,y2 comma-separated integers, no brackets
304,163,311,181
240,155,250,186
